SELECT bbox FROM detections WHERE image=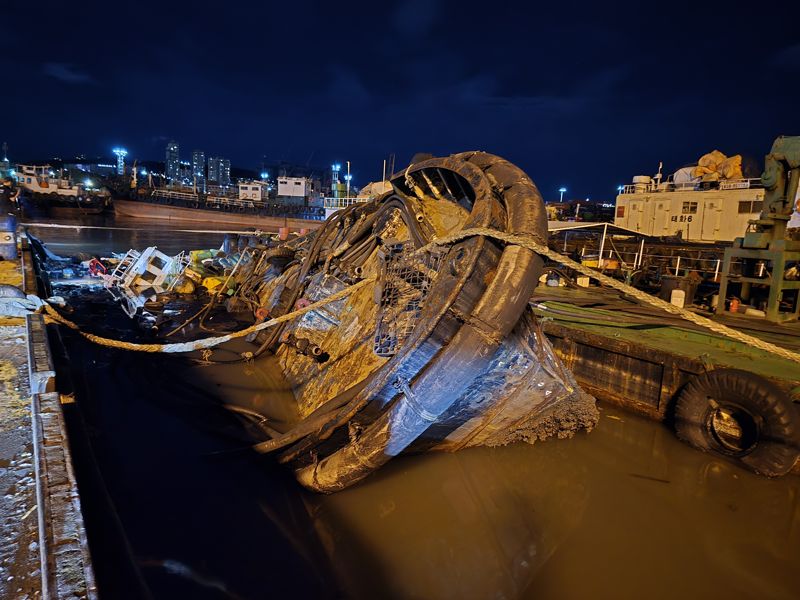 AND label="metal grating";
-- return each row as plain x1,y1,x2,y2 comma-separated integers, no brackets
373,243,444,357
